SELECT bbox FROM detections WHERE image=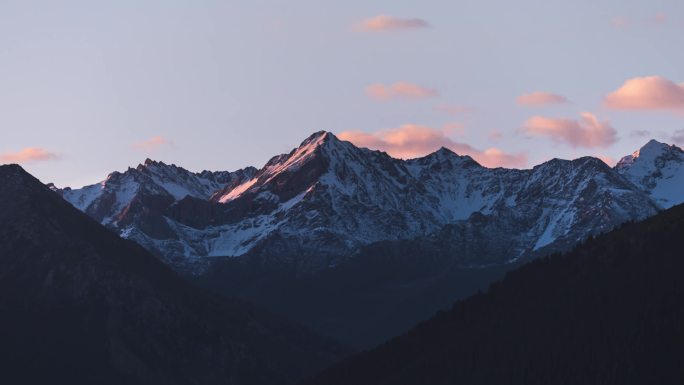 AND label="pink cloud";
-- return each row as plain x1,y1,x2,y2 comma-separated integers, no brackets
516,92,570,106
523,112,618,148
132,136,172,151
366,82,438,100
604,76,684,111
357,15,429,32
338,124,527,168
611,13,669,29
597,155,617,167
0,147,60,164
